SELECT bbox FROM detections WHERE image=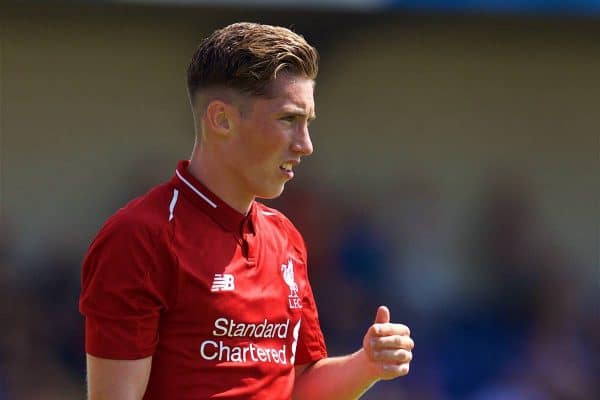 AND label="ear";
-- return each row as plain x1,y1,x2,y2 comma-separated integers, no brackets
204,100,235,137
